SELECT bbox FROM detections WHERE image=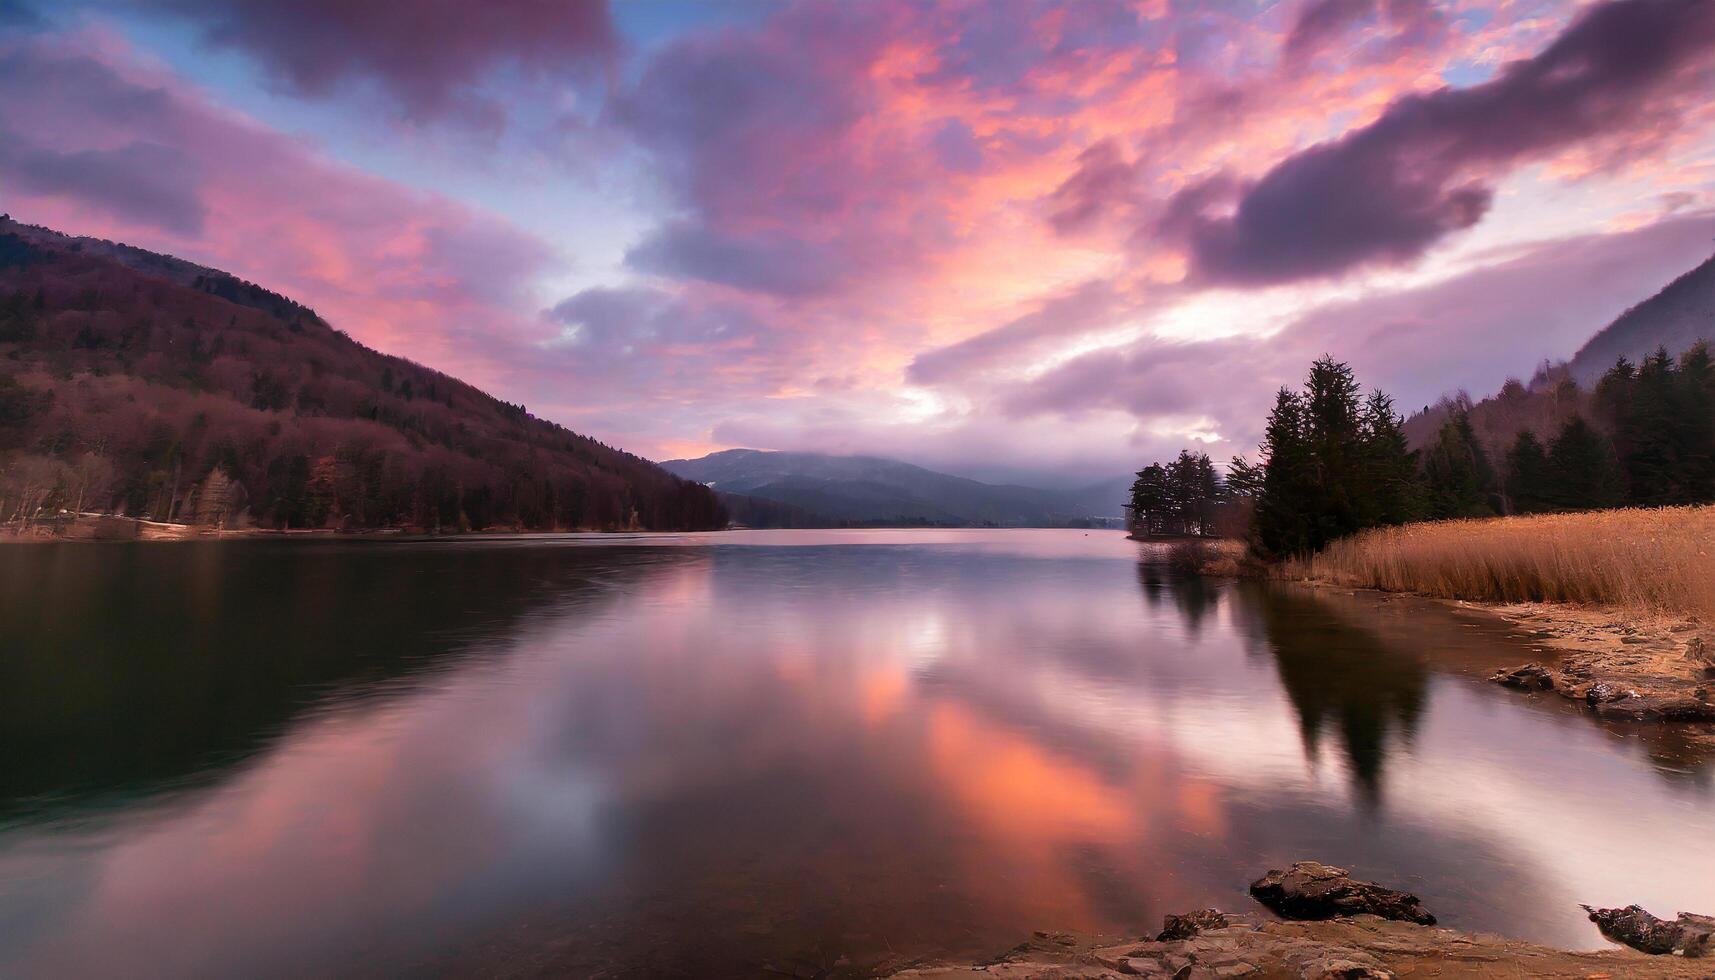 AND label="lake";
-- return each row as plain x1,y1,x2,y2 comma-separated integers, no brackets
1,529,1711,977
